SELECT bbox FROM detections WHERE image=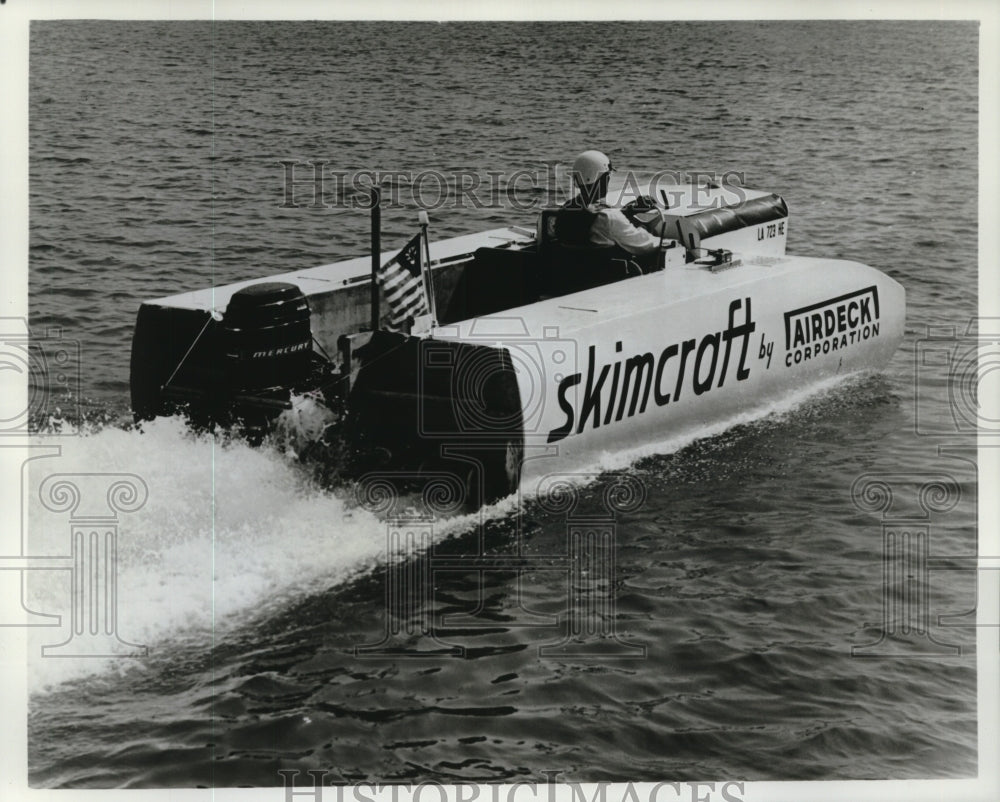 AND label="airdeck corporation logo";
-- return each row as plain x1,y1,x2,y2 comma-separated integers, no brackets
783,285,880,367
